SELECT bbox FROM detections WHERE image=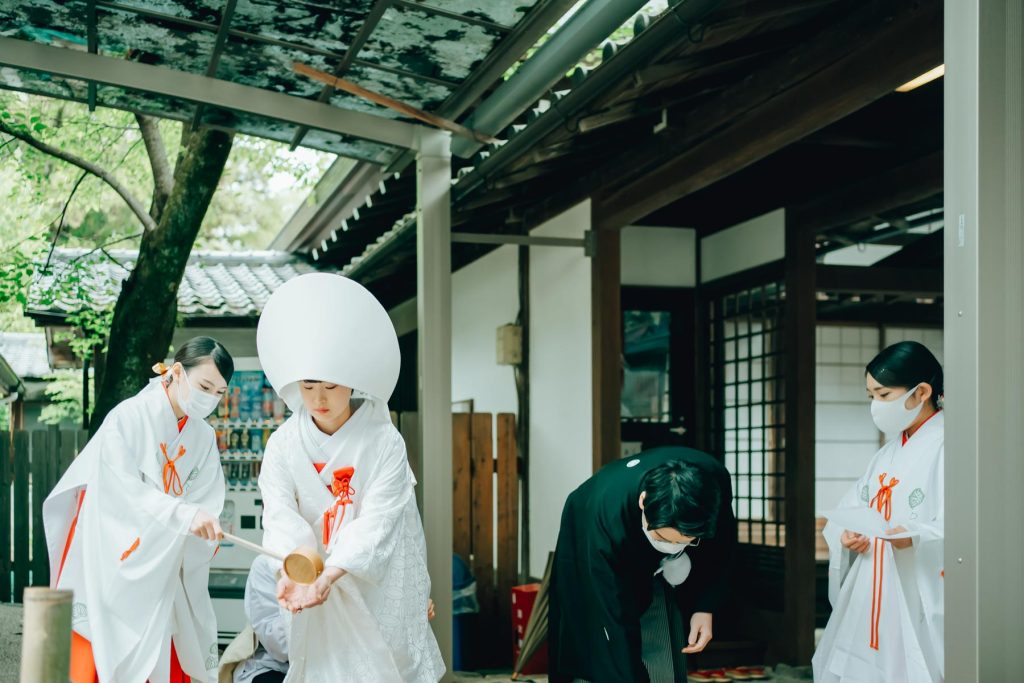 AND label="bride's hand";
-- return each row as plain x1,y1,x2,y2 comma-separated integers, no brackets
281,566,345,612
277,575,314,613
